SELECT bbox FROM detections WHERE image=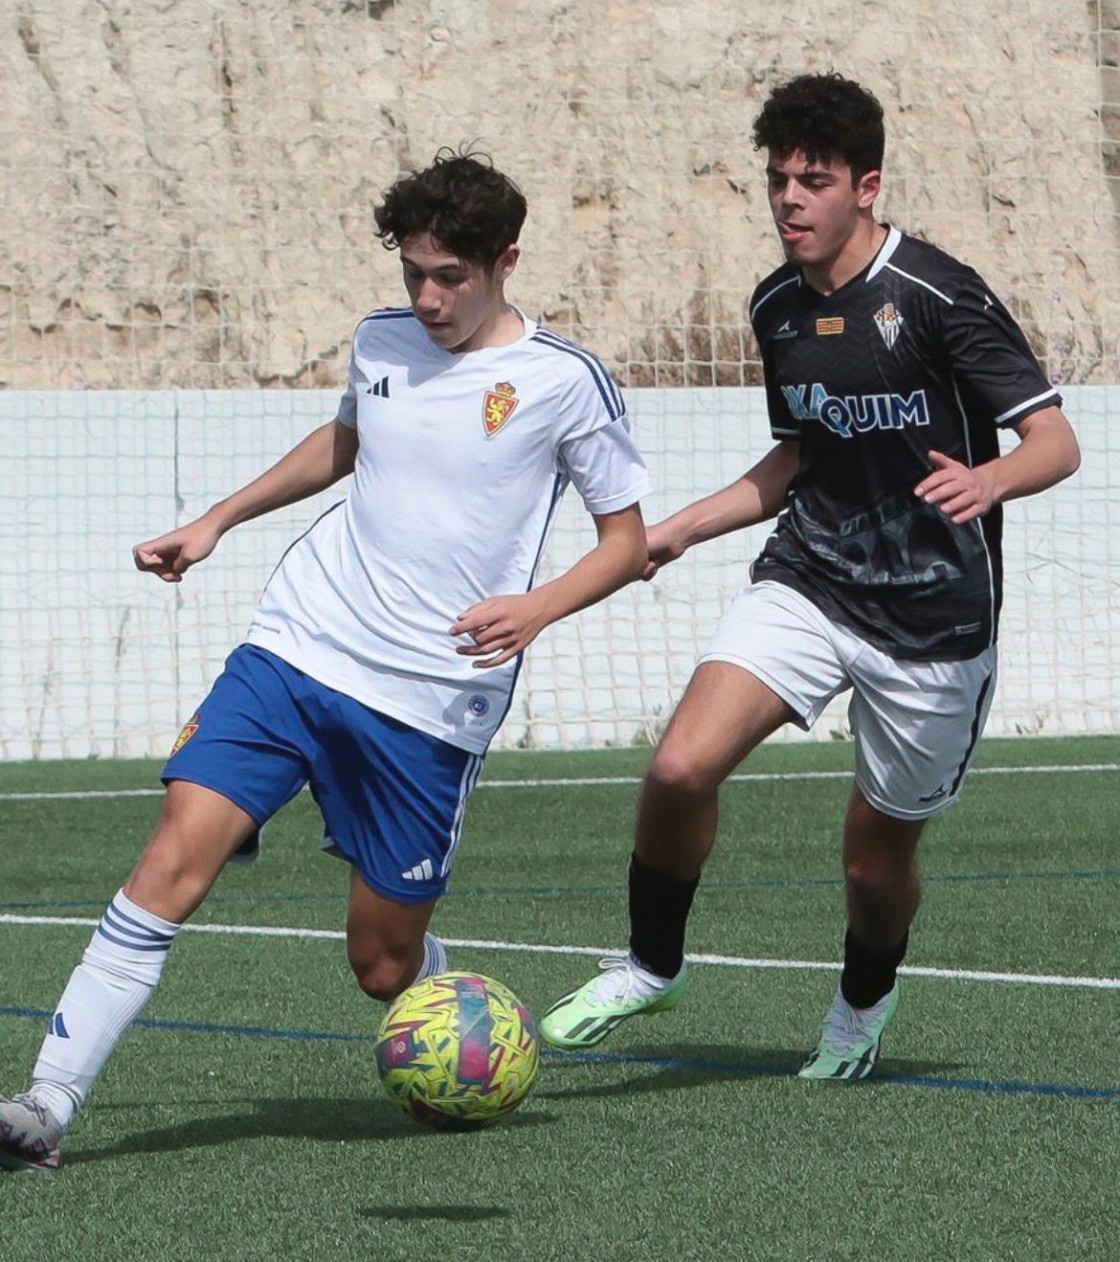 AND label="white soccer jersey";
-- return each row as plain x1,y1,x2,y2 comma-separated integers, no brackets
244,307,649,753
